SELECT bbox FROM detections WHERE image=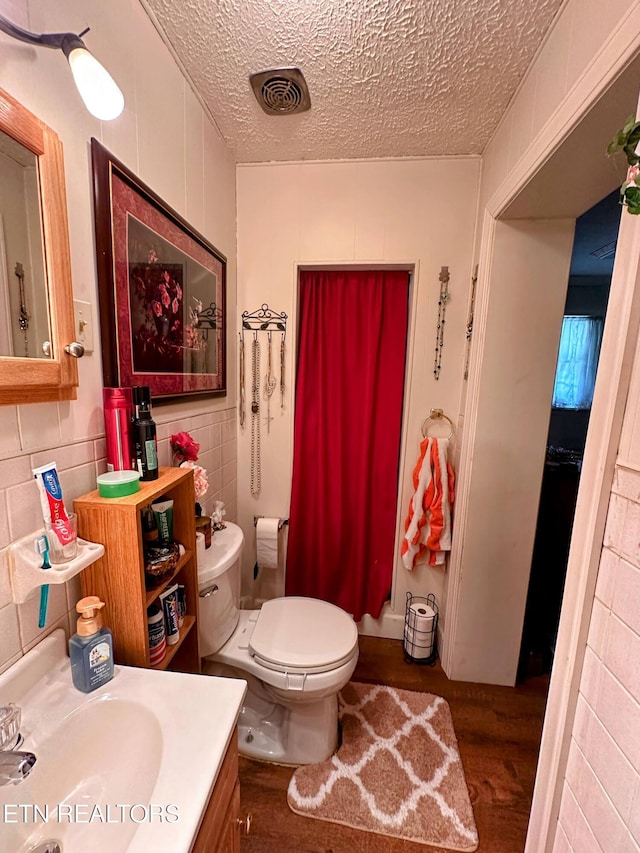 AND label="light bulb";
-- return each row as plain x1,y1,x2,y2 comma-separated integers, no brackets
67,46,124,121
